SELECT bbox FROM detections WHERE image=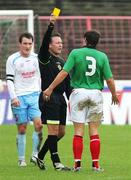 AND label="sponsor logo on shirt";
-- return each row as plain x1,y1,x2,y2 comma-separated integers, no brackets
21,71,35,78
